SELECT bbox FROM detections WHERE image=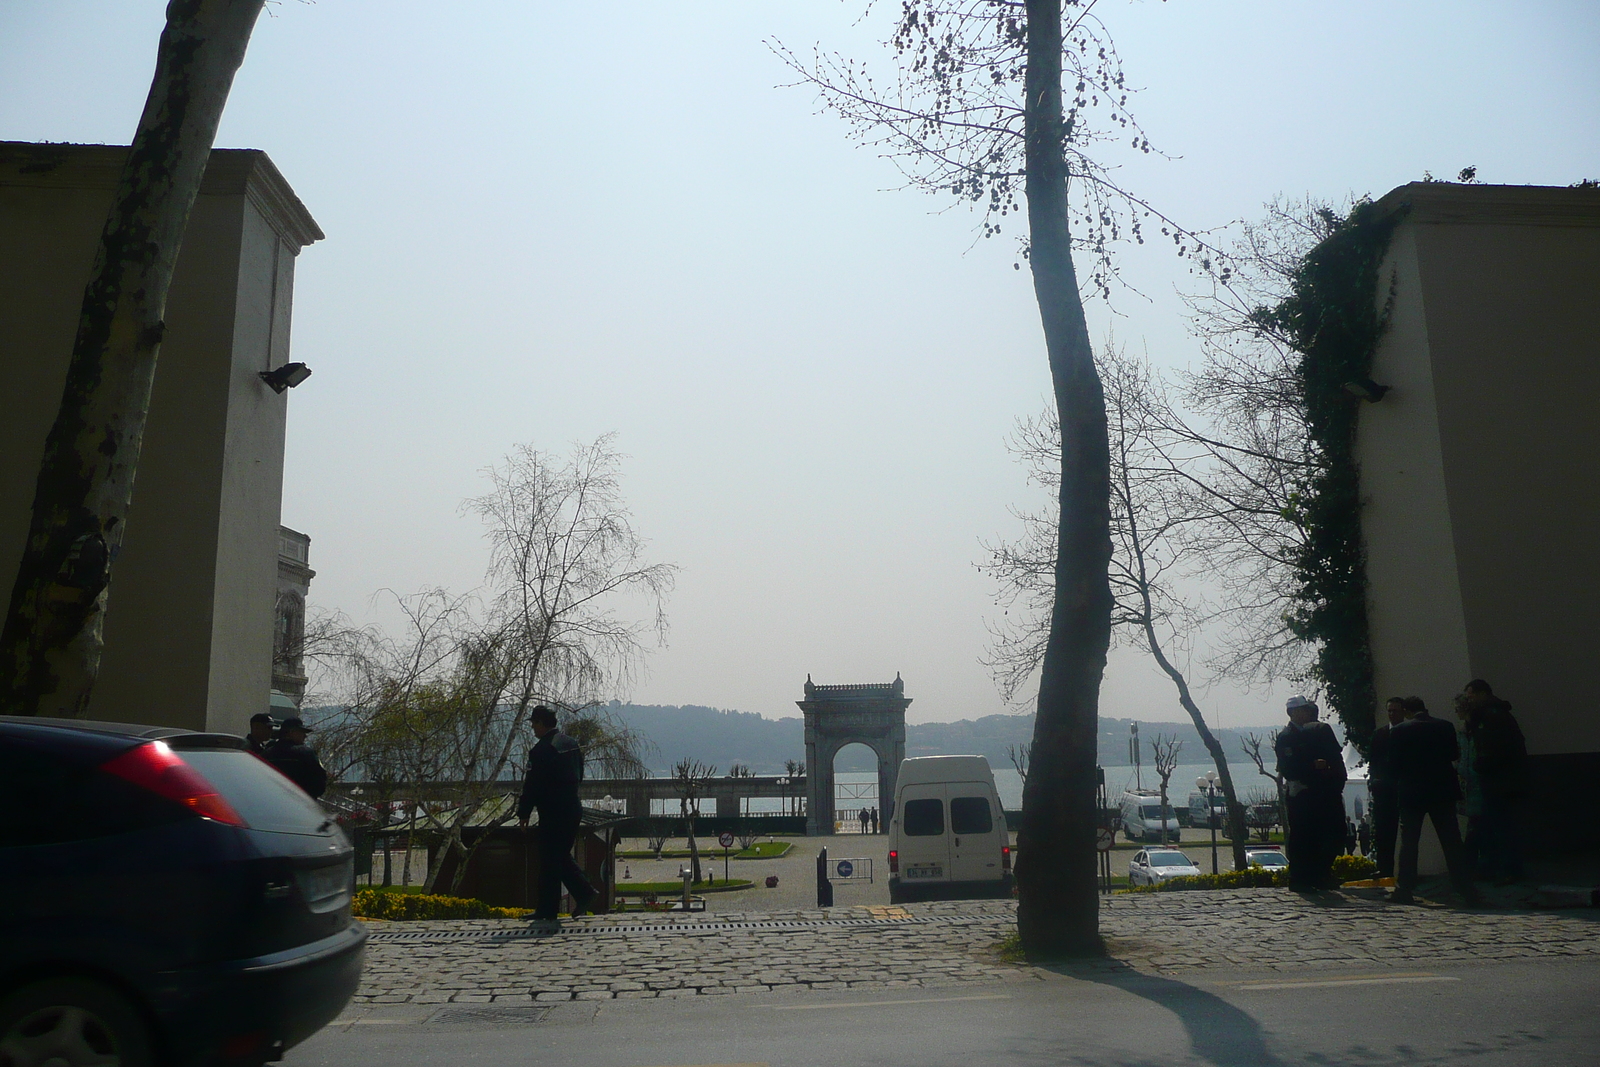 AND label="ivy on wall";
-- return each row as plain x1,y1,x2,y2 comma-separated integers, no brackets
1251,200,1404,750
